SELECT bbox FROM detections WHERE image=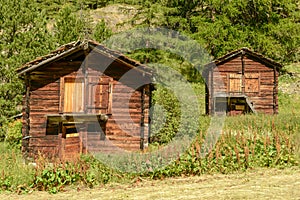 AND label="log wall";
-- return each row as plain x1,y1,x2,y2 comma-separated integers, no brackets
22,61,151,159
